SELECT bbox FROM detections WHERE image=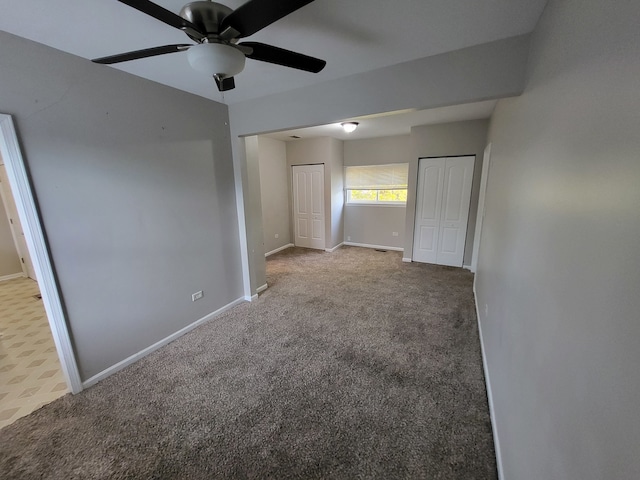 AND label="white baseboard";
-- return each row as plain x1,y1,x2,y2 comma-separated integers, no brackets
473,284,504,480
82,296,246,389
256,283,268,294
463,264,472,271
265,243,294,257
244,293,259,302
0,272,25,282
402,258,412,263
325,242,344,253
343,242,404,252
